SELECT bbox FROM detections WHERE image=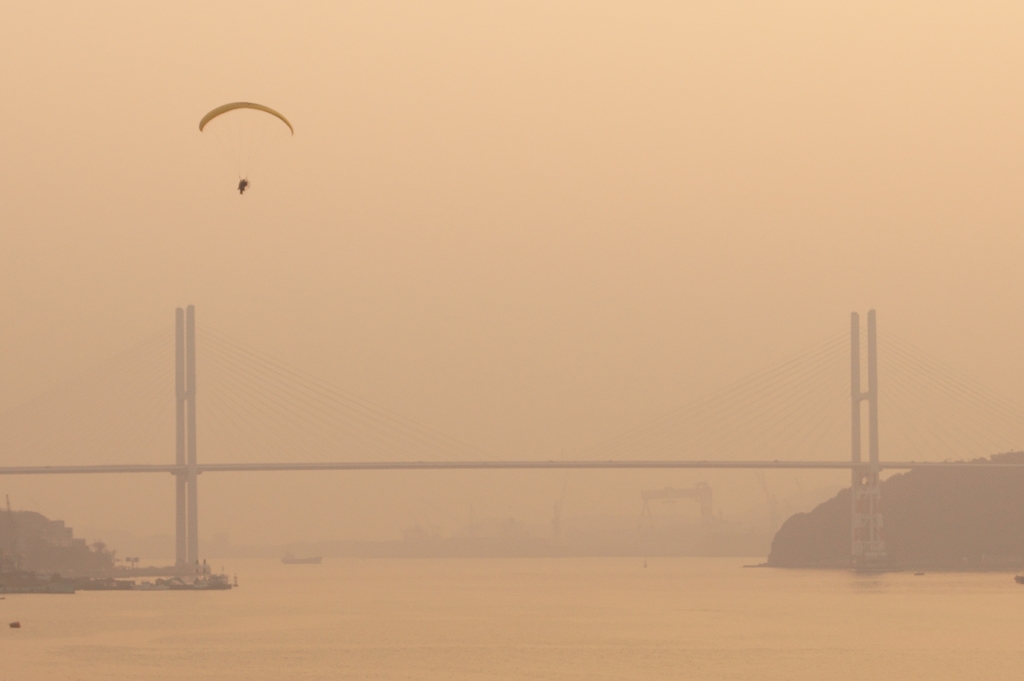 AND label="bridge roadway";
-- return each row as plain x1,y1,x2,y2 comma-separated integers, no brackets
1,460,1023,475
